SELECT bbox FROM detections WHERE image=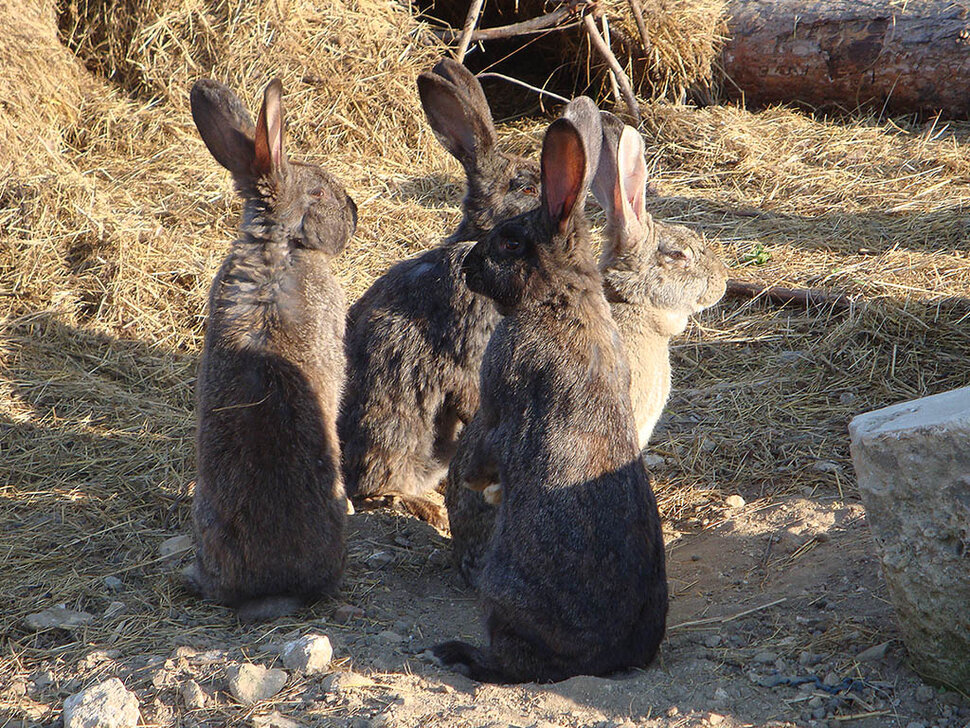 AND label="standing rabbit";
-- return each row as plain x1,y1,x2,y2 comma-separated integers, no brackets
434,99,668,683
338,59,539,528
592,112,727,447
446,110,727,587
187,78,356,621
